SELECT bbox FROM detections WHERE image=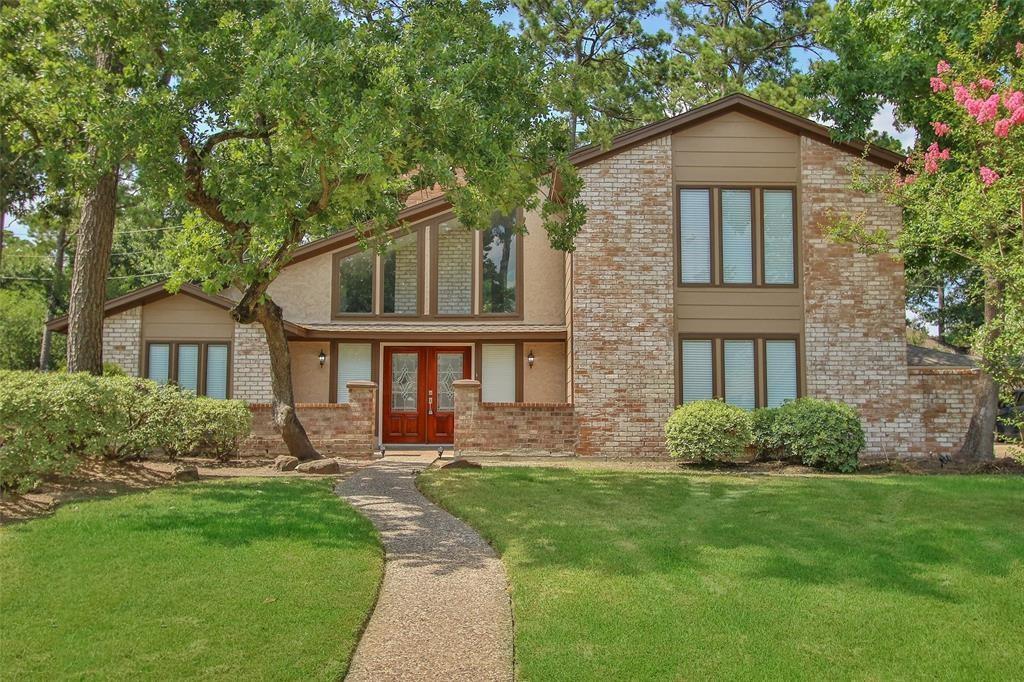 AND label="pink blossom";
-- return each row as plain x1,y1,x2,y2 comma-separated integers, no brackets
937,60,952,74
1004,90,1024,111
953,85,971,104
930,77,948,92
931,121,951,136
977,78,996,91
994,119,1011,138
967,94,1001,124
979,167,1000,186
903,174,918,186
1010,107,1024,126
923,142,950,174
